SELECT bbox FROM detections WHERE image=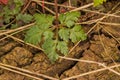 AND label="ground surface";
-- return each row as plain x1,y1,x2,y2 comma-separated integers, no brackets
0,0,120,80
